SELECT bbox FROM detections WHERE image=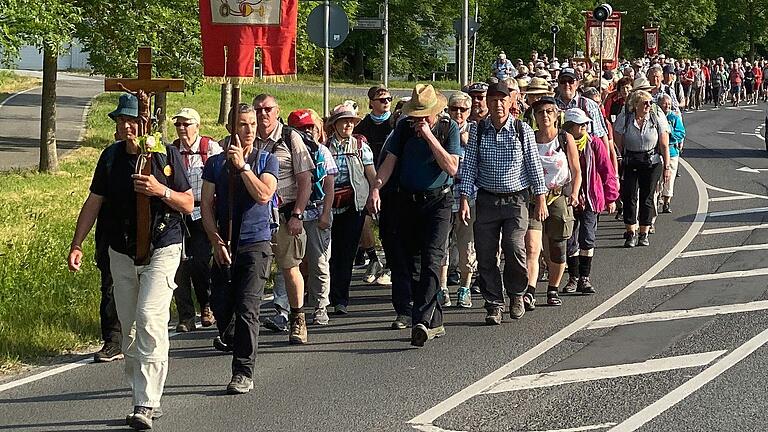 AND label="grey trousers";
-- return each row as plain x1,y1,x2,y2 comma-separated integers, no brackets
473,190,529,309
